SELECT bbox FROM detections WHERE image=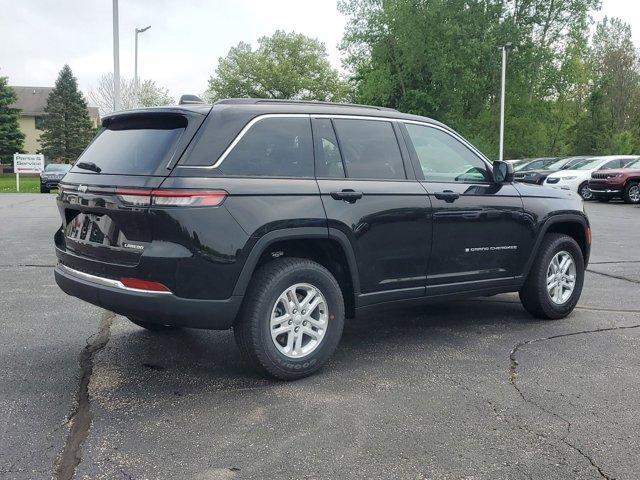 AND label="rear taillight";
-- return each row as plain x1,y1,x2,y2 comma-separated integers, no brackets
120,277,171,293
116,189,227,207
